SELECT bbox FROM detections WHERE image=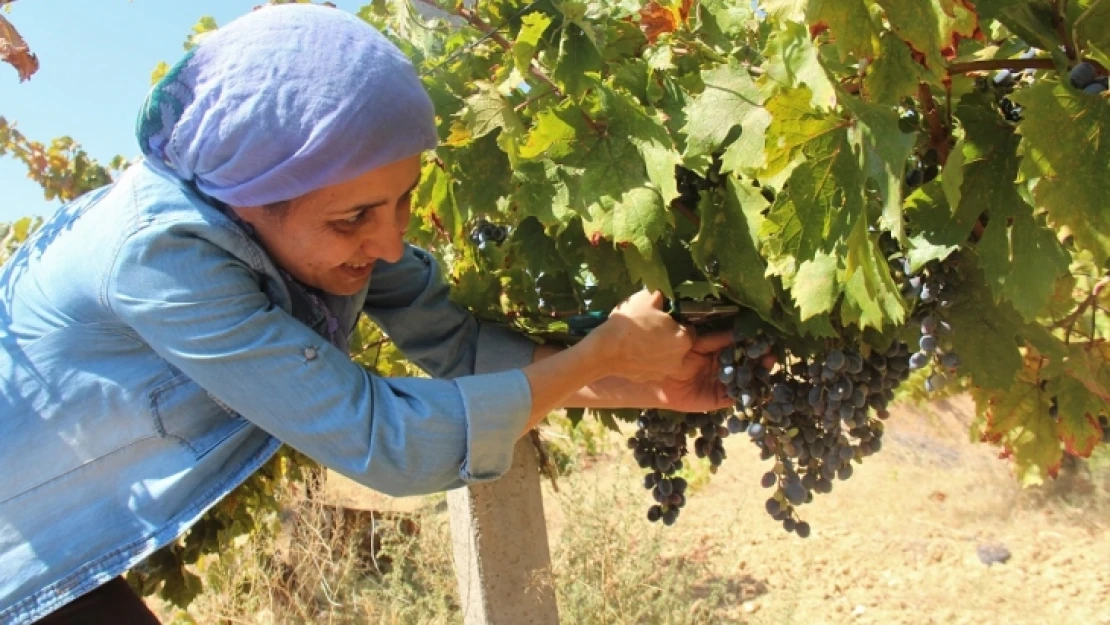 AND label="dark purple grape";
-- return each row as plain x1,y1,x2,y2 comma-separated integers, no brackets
761,471,777,488
795,521,811,538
